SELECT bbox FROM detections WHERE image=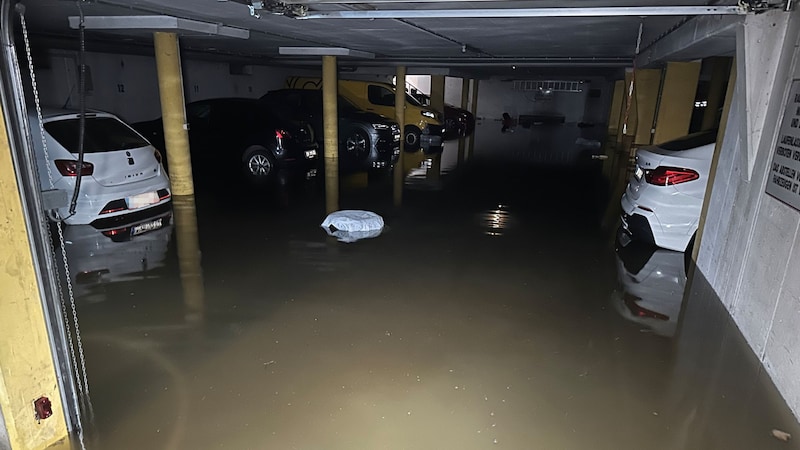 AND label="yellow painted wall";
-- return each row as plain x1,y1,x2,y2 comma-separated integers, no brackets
652,61,702,144
0,100,69,447
633,69,663,146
